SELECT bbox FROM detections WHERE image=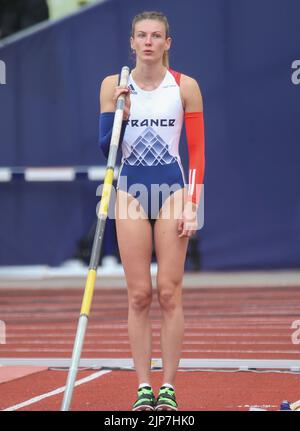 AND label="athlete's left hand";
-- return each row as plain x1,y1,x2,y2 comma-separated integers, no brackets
178,201,198,238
